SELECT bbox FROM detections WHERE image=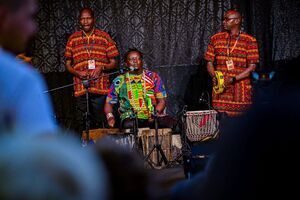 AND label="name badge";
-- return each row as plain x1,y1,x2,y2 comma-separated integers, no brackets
88,59,95,70
226,59,235,71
